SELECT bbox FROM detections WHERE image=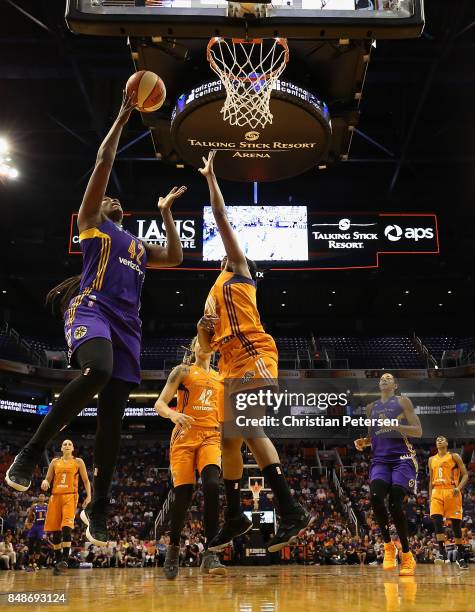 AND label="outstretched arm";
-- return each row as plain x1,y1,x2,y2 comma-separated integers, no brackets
77,91,136,234
154,365,194,430
199,151,249,277
145,186,186,268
